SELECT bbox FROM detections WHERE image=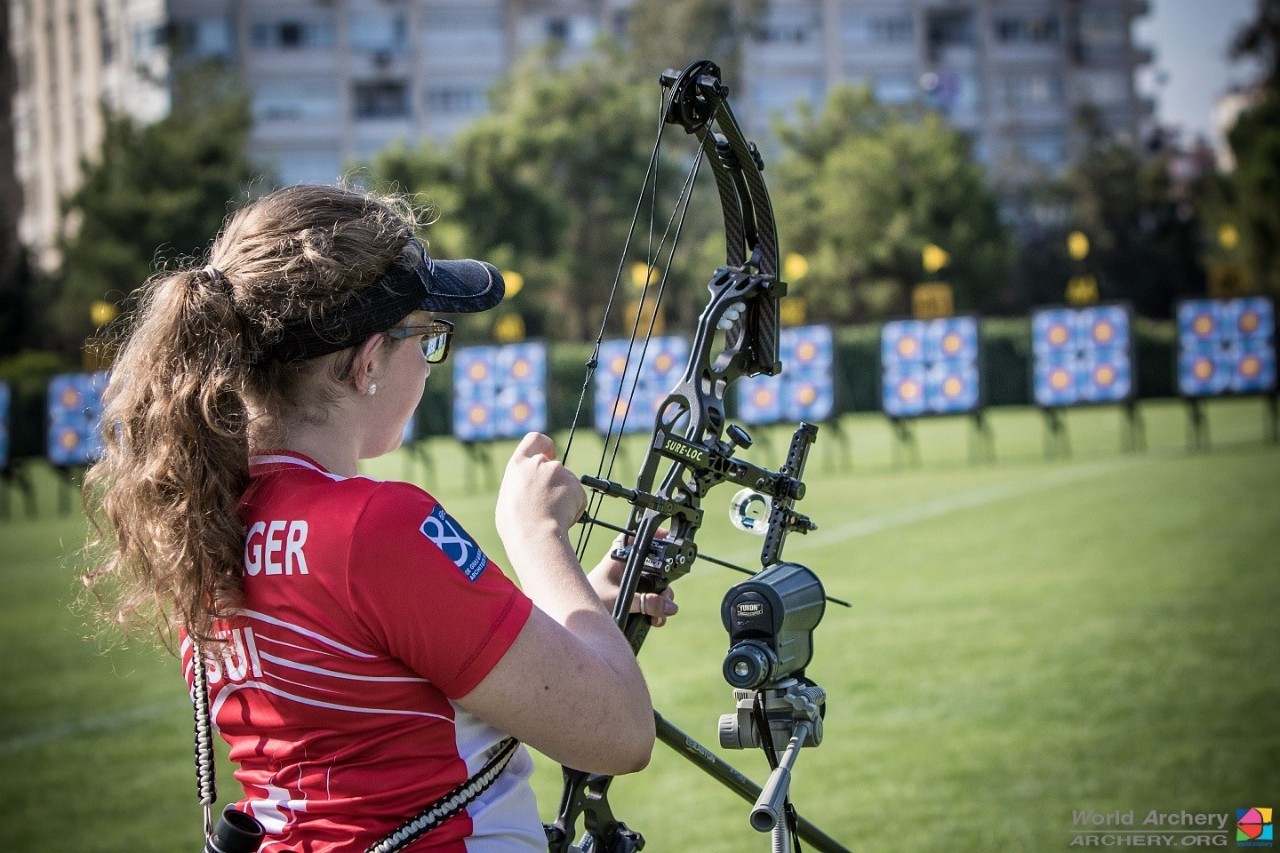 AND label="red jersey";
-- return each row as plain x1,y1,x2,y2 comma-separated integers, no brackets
181,451,541,851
